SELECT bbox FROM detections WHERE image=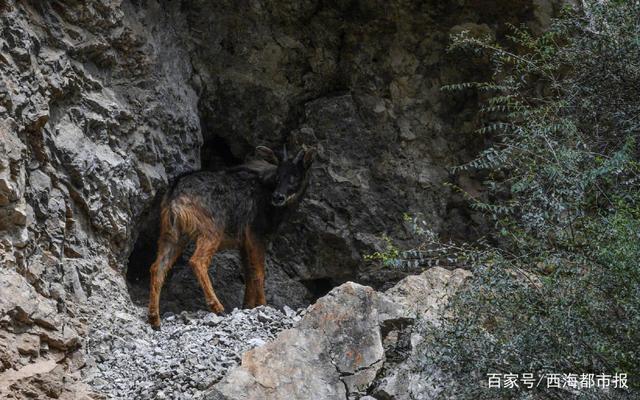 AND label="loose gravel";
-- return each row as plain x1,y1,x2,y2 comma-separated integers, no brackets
84,304,301,399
